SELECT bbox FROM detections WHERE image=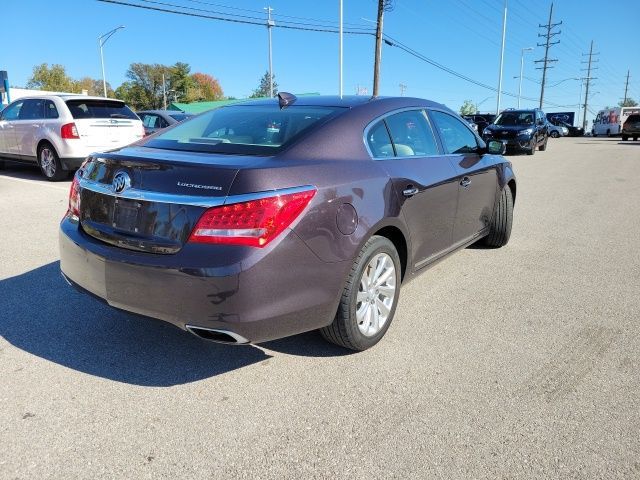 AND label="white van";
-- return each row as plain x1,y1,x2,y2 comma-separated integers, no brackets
592,106,640,137
0,95,144,180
